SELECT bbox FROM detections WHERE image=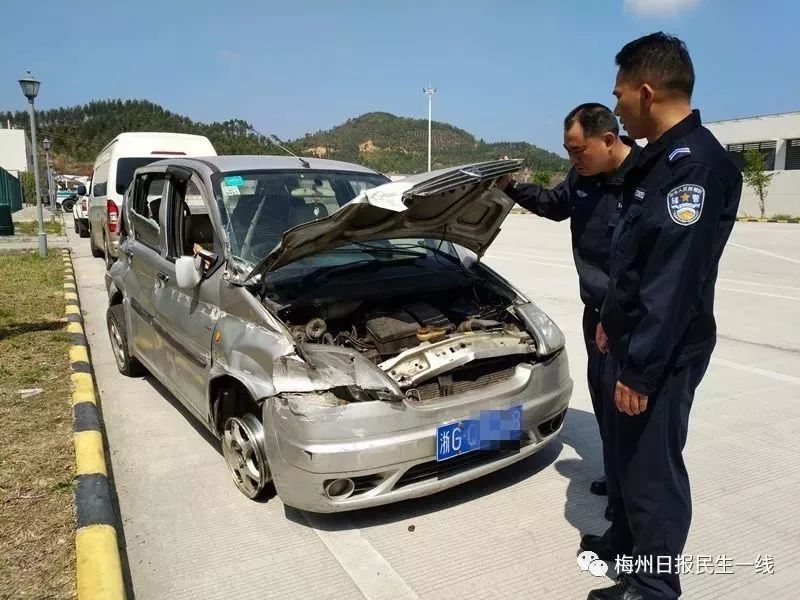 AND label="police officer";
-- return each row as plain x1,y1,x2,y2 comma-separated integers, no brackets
585,33,742,600
497,103,640,522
